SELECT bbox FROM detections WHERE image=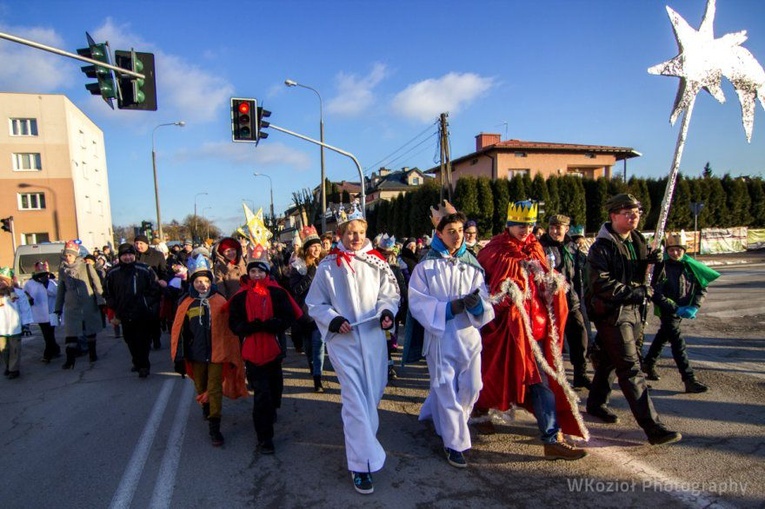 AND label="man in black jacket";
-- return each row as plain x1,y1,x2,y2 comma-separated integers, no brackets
134,235,167,349
104,243,162,378
539,214,591,389
584,194,681,446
